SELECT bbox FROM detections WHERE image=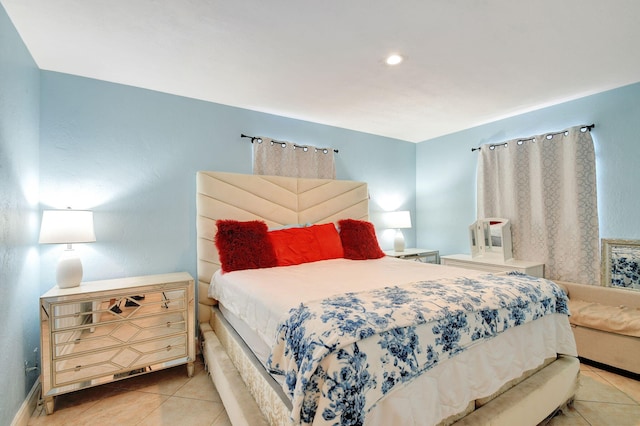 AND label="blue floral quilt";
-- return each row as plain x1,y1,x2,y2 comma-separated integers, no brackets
267,273,569,425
